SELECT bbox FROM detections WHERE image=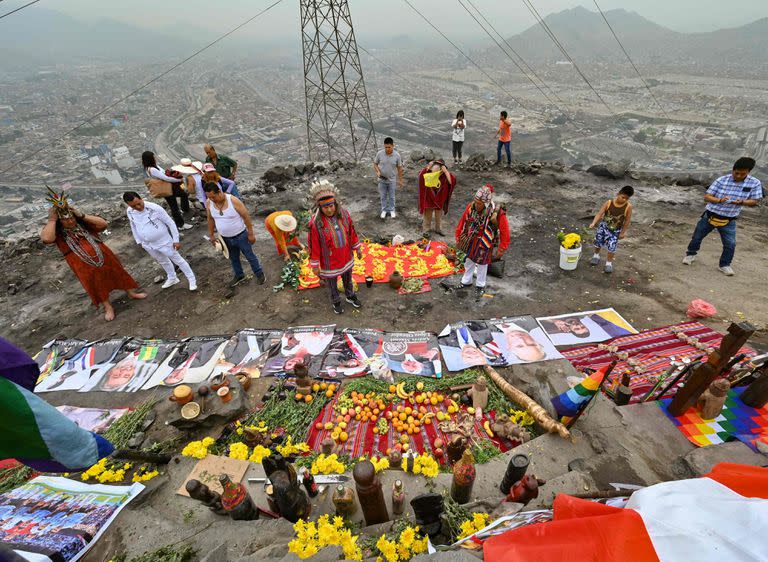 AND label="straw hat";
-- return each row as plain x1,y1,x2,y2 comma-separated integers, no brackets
274,213,297,232
212,232,229,259
172,158,203,175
